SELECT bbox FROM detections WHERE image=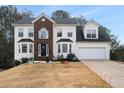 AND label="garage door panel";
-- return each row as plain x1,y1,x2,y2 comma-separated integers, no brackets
78,47,106,59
